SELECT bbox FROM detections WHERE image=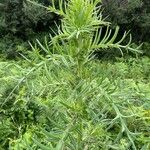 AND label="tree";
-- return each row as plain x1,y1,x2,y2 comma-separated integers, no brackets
102,0,150,42
0,0,58,38
5,0,26,35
